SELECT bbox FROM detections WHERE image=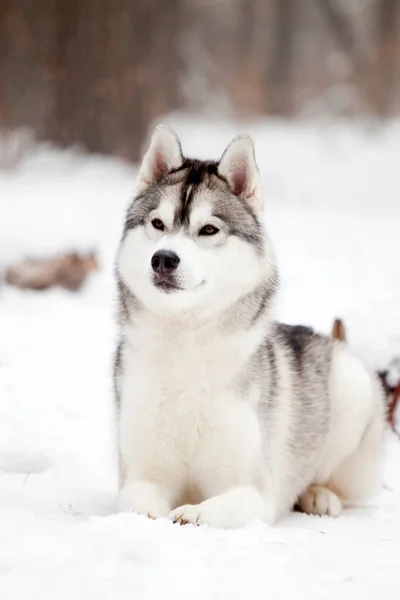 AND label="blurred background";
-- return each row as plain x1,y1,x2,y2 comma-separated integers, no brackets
1,0,400,160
